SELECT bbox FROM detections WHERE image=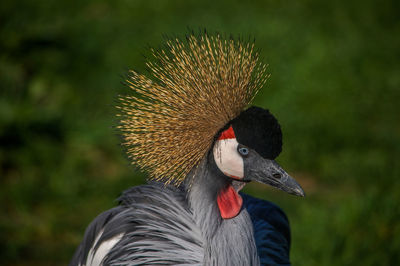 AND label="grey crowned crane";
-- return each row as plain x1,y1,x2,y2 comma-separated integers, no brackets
70,33,304,266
